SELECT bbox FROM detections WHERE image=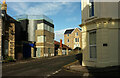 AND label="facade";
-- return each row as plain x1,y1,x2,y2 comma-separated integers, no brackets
80,0,120,67
0,4,2,60
16,15,55,58
0,1,35,60
0,1,16,59
64,28,82,49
